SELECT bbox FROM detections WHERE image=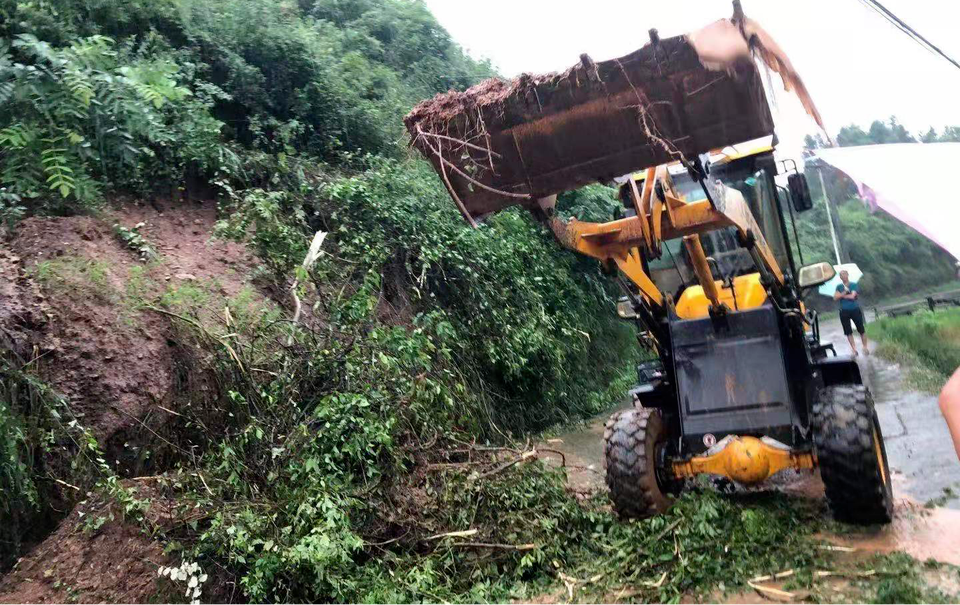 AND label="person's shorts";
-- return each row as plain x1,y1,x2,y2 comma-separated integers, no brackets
840,308,865,336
